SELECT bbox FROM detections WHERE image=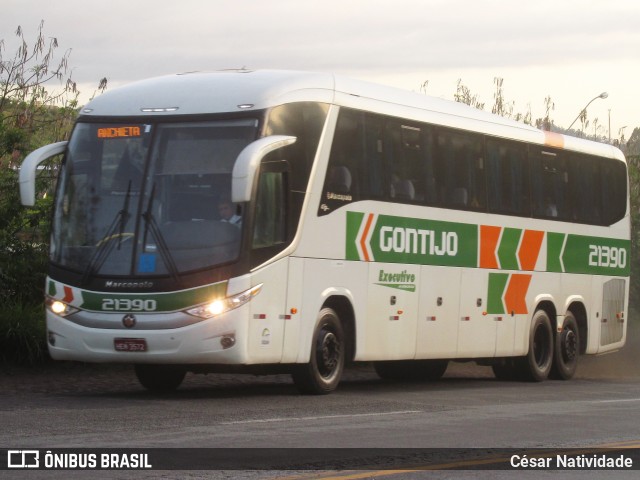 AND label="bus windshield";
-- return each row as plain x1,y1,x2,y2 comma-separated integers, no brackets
51,119,259,278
